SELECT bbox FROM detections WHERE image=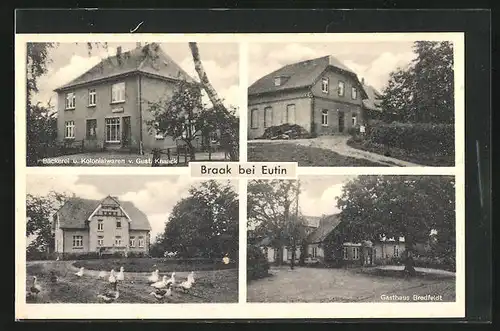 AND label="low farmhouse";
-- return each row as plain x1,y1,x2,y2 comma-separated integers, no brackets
248,55,382,139
52,195,152,258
